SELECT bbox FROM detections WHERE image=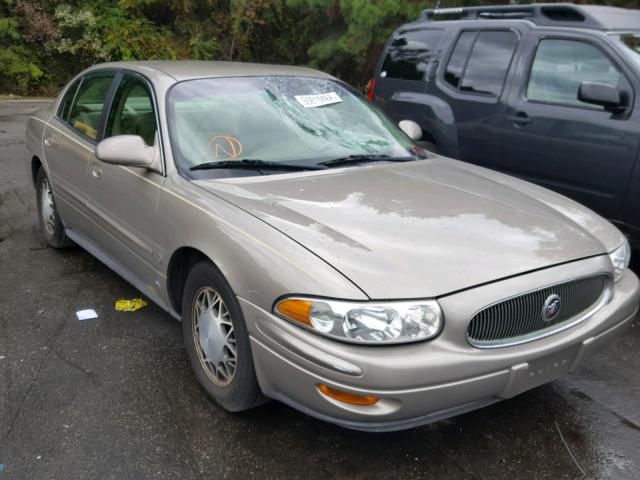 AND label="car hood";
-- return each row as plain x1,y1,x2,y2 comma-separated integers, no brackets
194,158,612,299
